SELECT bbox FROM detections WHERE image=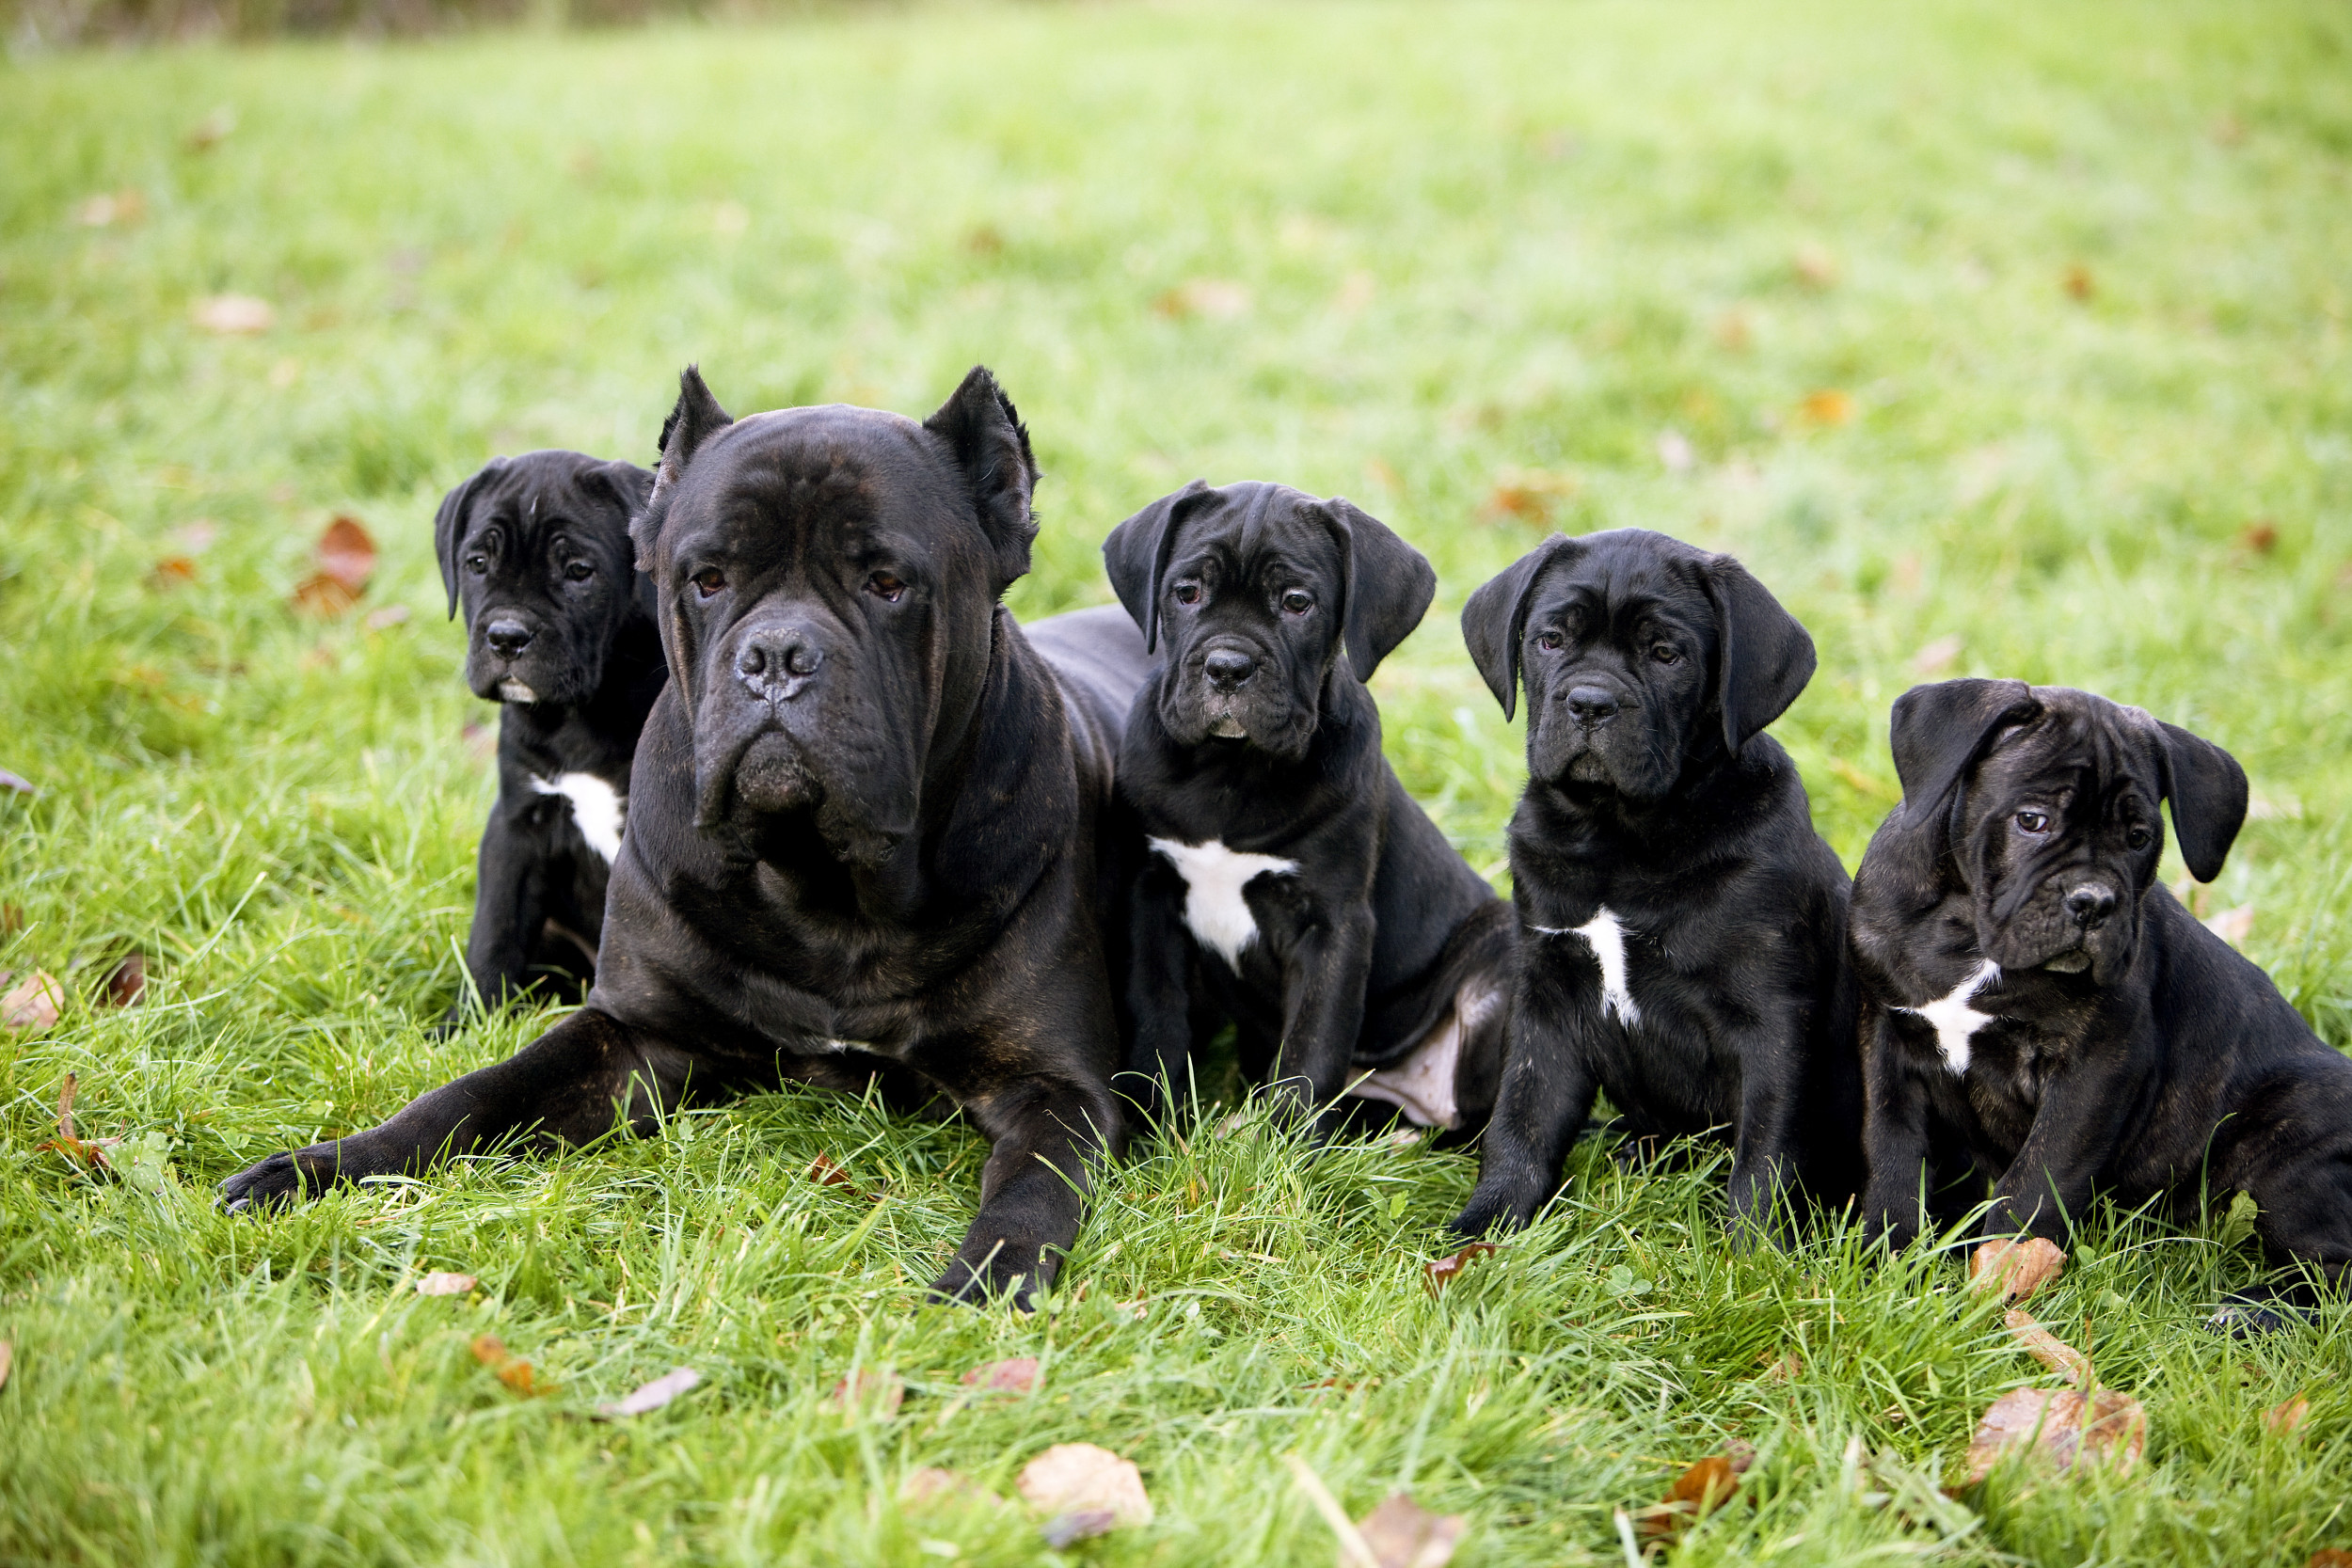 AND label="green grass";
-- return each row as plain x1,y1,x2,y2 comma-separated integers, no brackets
5,1,2352,1561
